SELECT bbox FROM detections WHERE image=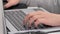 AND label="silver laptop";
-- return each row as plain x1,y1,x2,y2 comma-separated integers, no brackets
1,0,60,33
4,7,60,34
